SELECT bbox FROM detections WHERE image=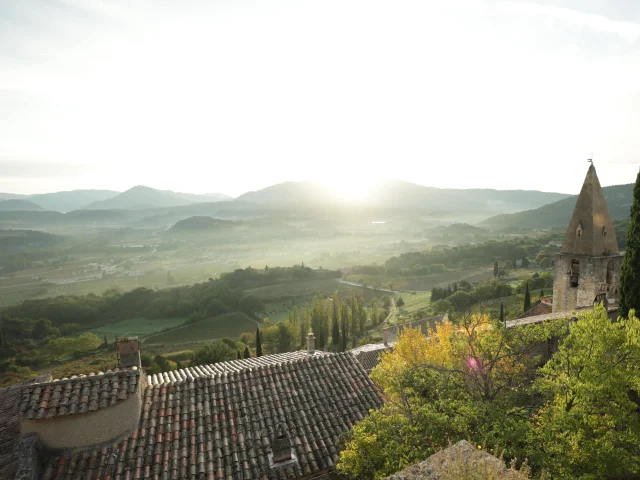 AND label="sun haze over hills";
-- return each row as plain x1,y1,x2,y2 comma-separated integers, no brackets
2,1,640,196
